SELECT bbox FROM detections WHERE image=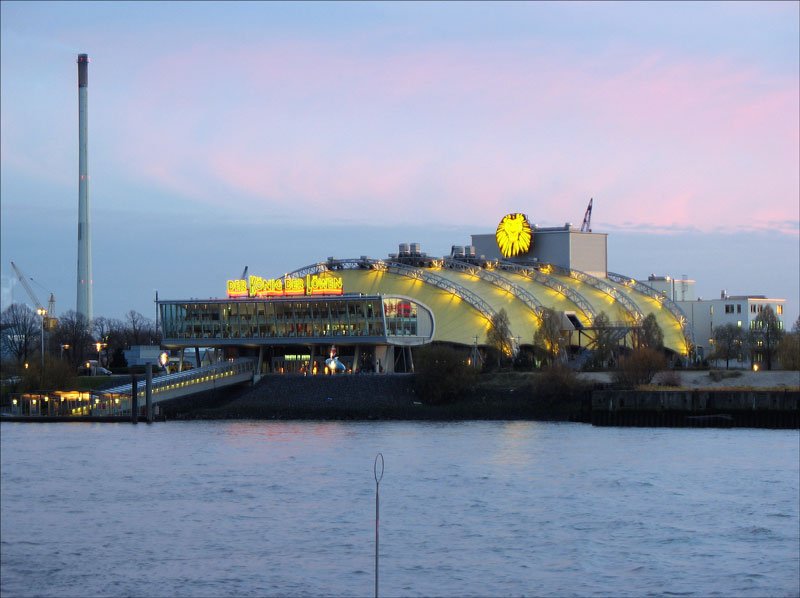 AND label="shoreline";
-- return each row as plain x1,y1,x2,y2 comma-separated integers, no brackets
164,371,798,428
